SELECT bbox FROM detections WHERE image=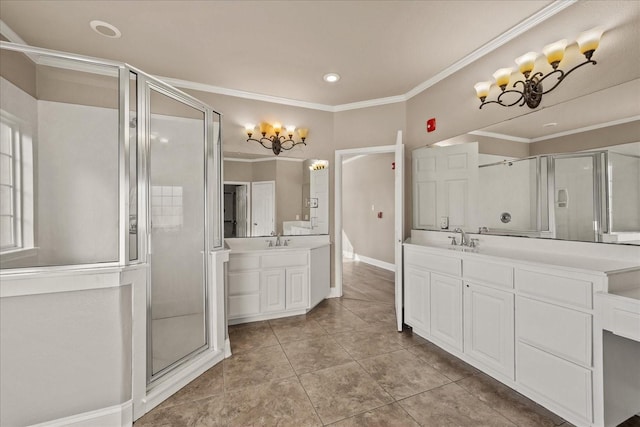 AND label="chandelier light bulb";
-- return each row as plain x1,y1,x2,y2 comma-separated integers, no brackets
474,81,492,100
542,39,568,69
492,68,512,90
515,52,538,76
576,27,604,57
